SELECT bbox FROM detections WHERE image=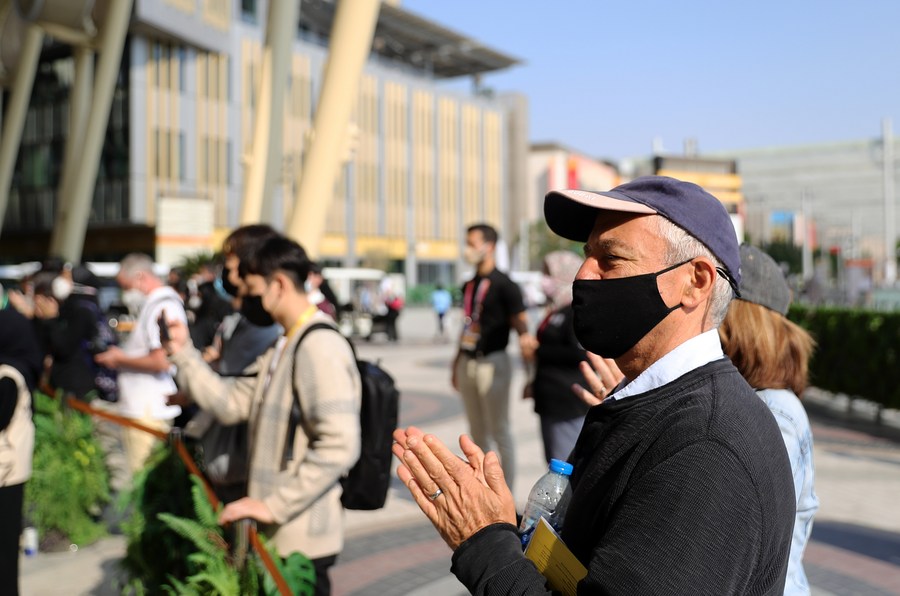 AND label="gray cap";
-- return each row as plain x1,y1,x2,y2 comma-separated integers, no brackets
738,244,791,315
